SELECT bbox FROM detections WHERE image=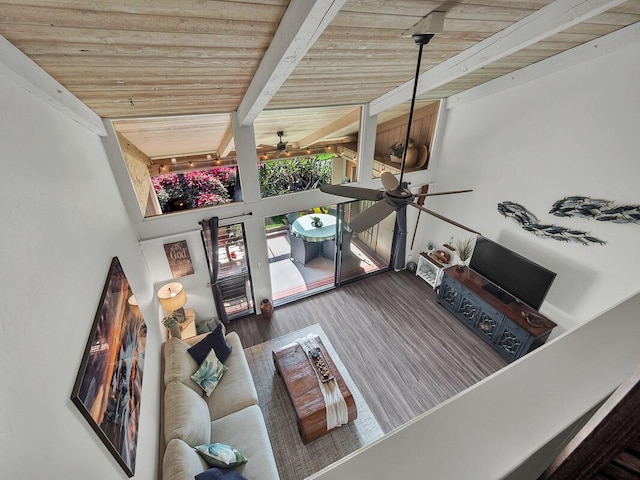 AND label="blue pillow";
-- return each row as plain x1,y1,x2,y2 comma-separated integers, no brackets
188,324,232,364
195,467,247,480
